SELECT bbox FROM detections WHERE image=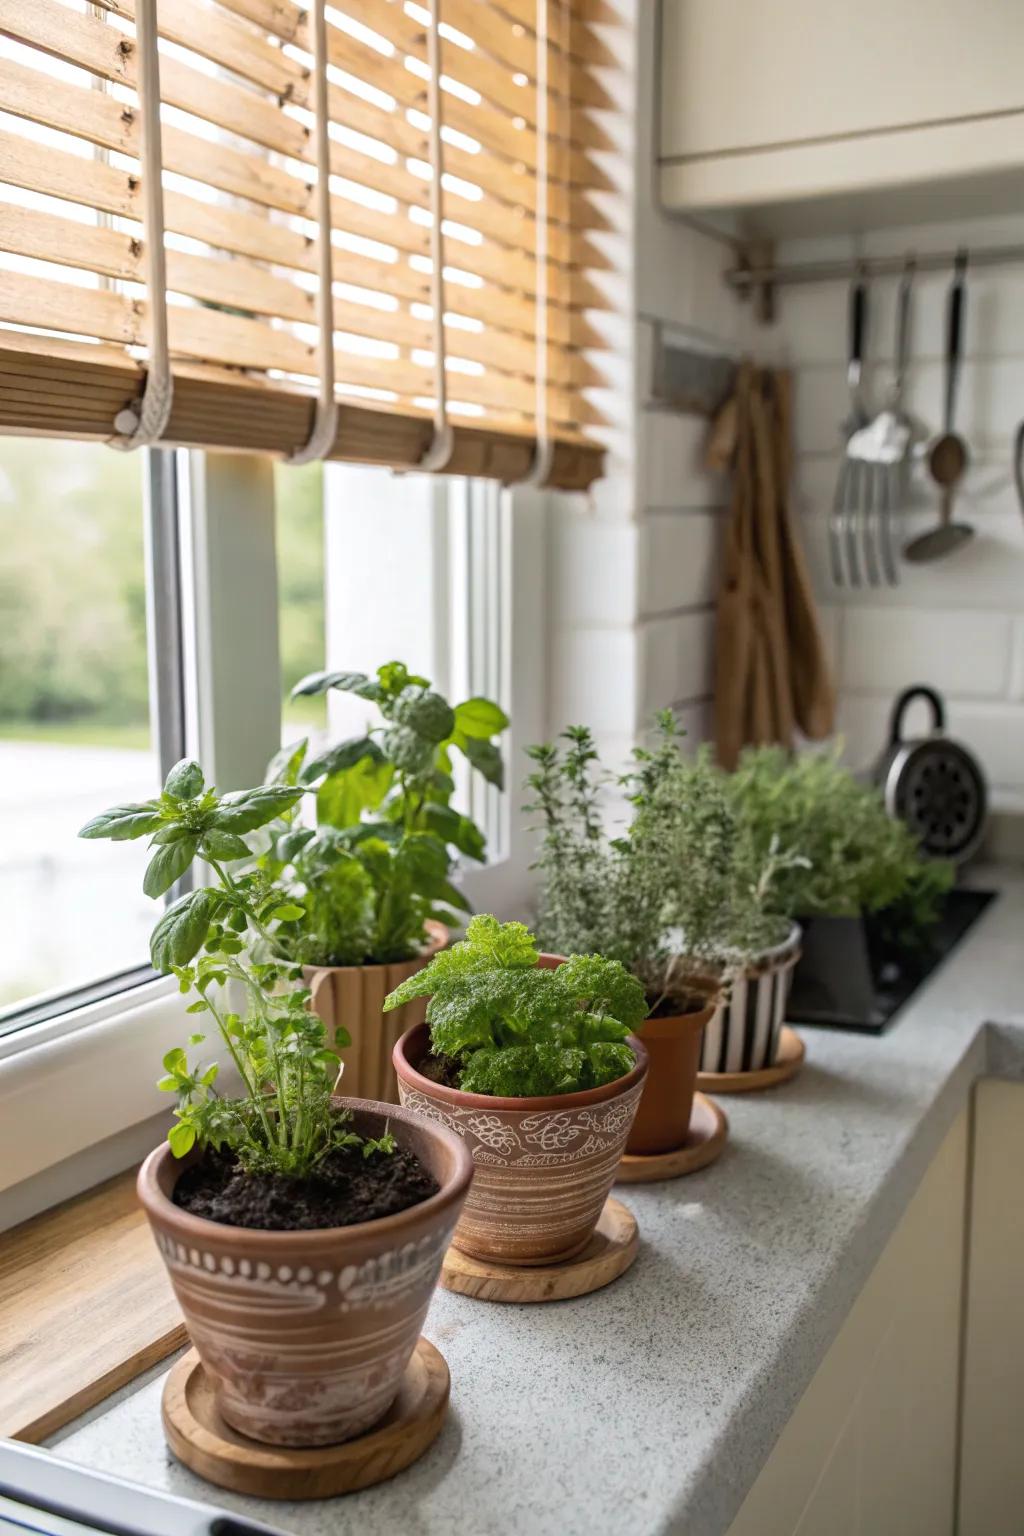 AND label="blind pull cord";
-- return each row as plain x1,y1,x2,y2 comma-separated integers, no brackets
289,0,338,464
511,0,554,488
417,0,455,472
111,0,173,449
